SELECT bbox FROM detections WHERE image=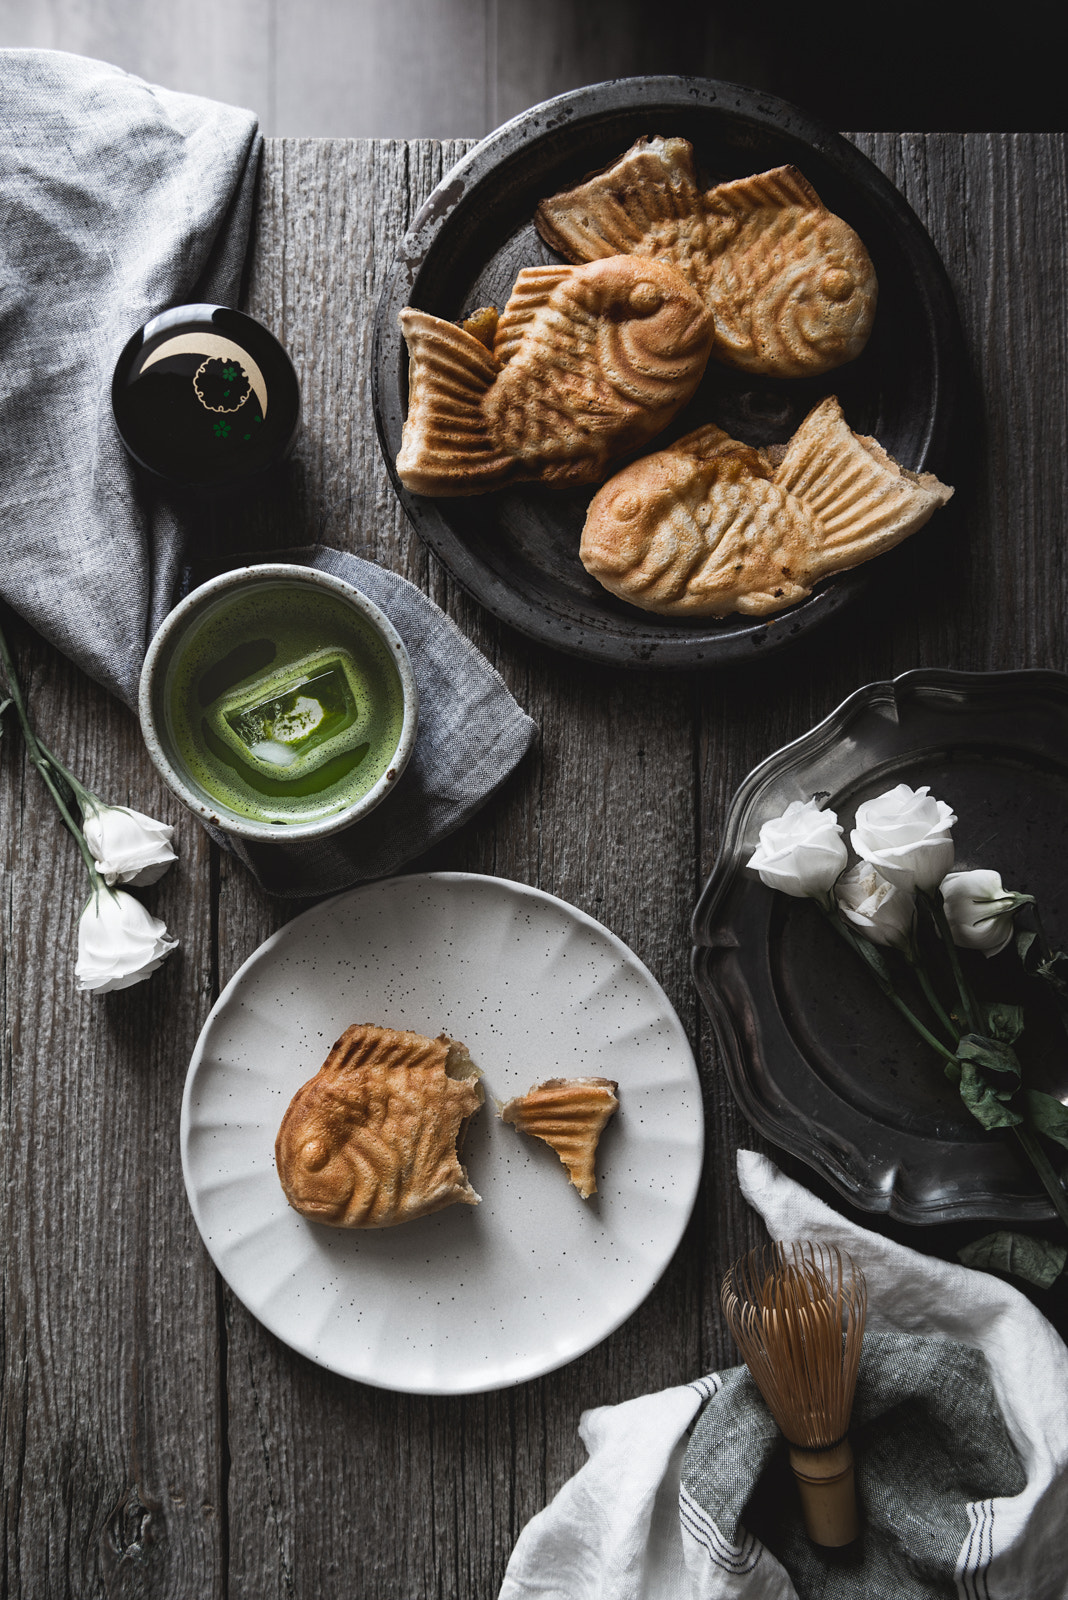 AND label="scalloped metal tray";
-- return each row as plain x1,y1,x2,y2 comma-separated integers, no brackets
692,669,1068,1223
